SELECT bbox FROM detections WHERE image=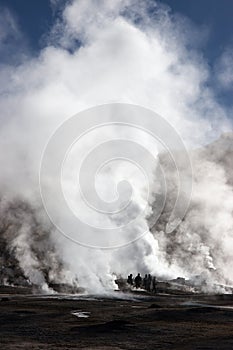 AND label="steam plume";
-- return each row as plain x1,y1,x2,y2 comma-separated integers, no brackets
0,0,232,293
